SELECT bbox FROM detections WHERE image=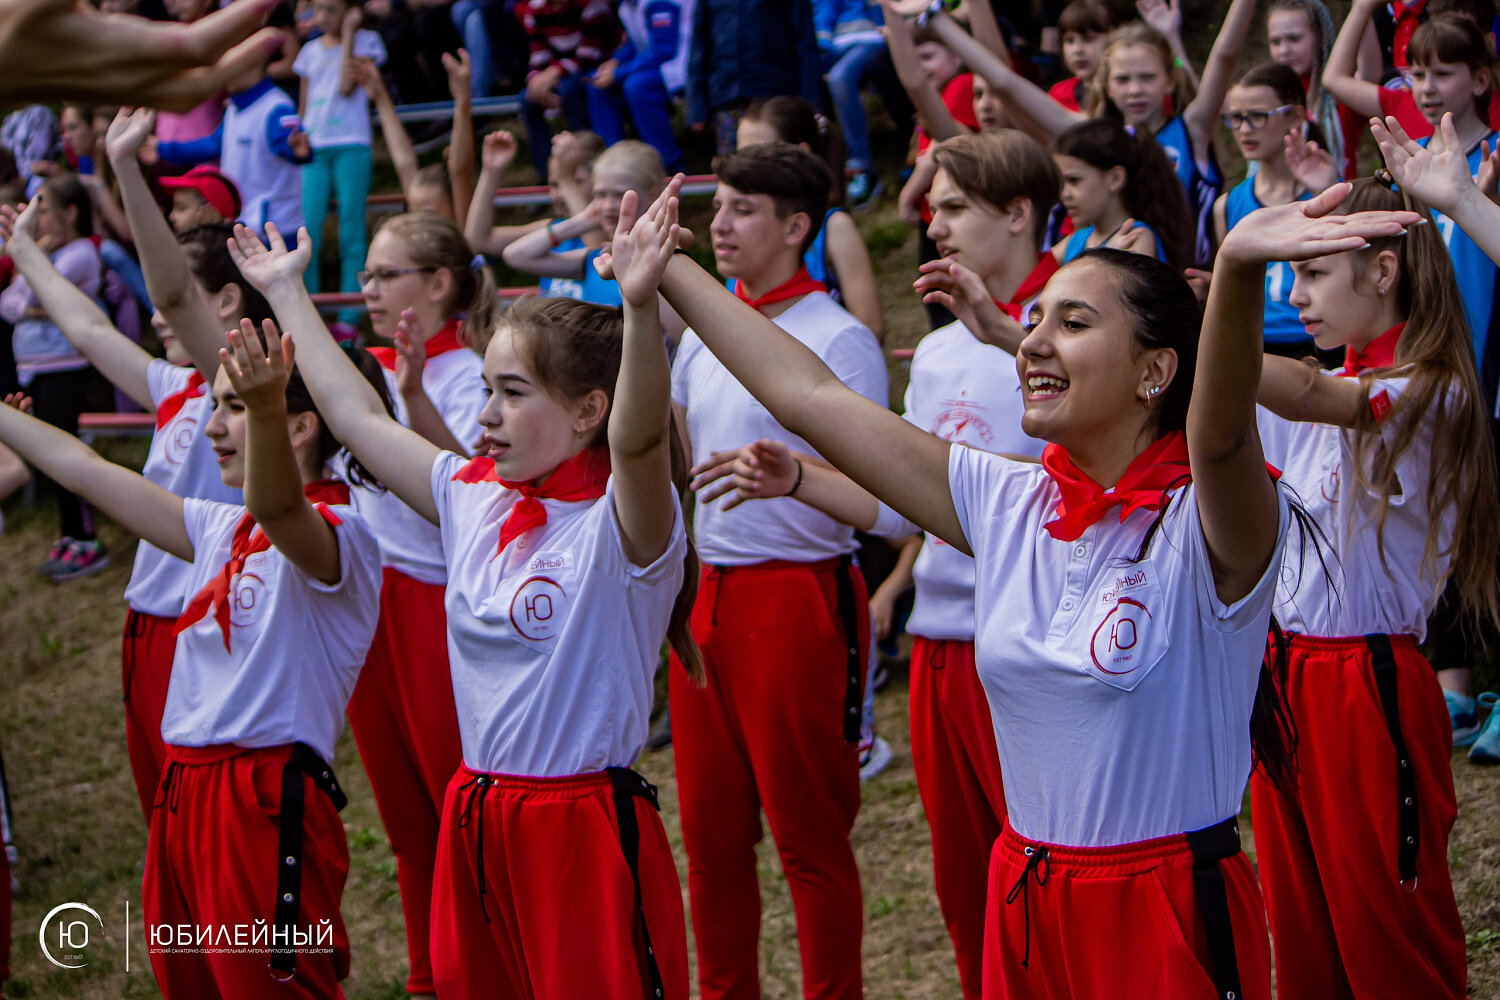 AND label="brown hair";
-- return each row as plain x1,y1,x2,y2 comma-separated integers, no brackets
1058,0,1113,37
1337,179,1500,632
501,296,706,683
1085,23,1197,121
1407,15,1499,120
929,130,1060,247
375,212,497,352
713,141,832,255
741,96,850,205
